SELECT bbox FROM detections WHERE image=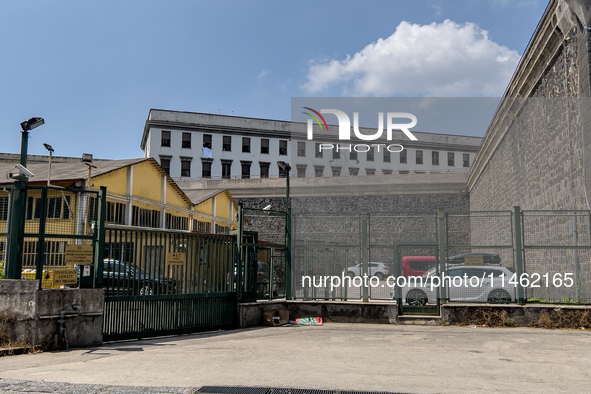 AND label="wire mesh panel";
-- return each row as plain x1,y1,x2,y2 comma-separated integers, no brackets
0,187,9,274
256,246,286,299
240,207,288,300
445,211,515,303
369,212,437,300
243,209,286,246
293,213,361,300
17,187,99,288
522,211,591,304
